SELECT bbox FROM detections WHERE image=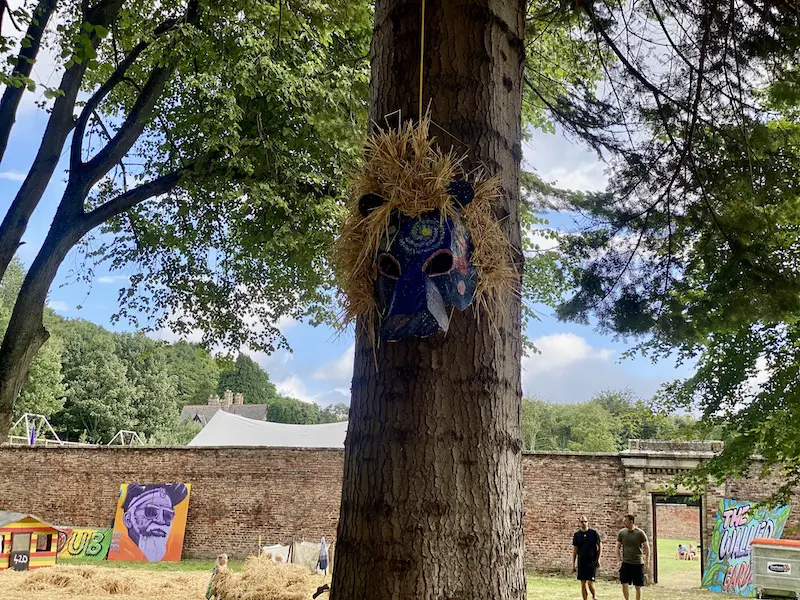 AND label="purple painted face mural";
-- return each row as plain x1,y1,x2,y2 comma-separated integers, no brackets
360,180,479,342
121,484,187,562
